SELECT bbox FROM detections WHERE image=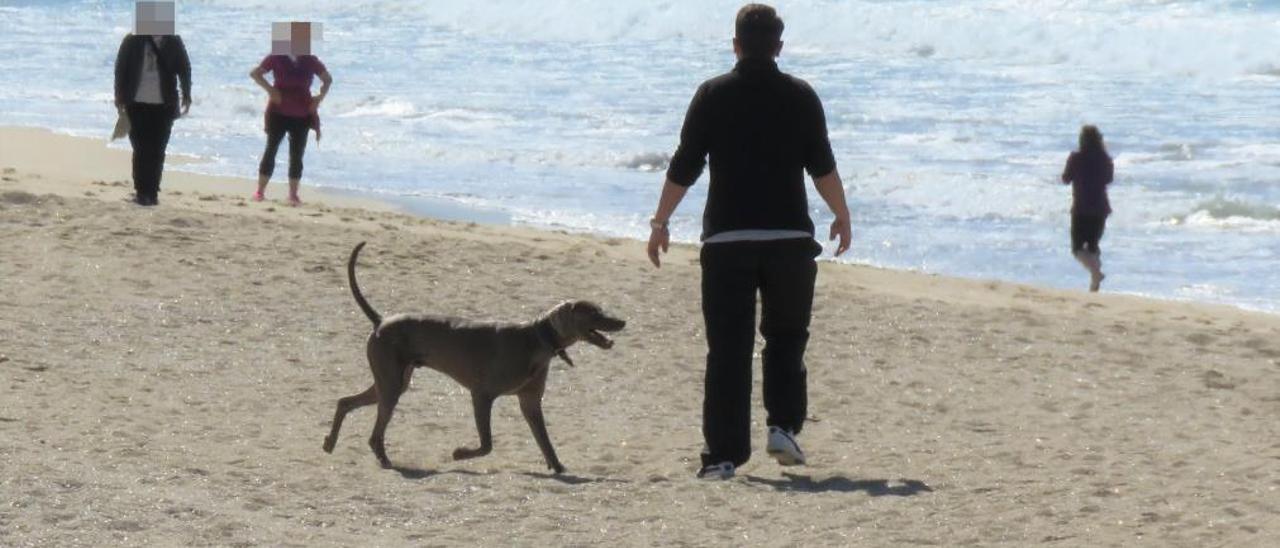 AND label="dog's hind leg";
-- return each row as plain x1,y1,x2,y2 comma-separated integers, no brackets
517,374,565,474
452,392,496,461
368,391,402,469
323,384,377,453
368,354,410,469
